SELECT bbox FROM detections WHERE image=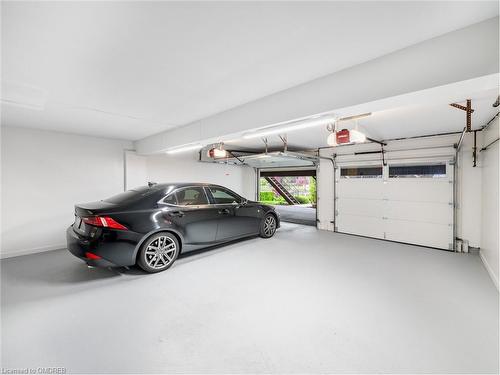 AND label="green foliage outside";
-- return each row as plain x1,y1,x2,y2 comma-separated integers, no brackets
259,176,317,205
294,195,310,204
259,191,287,205
259,191,274,201
260,200,288,206
309,177,317,204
